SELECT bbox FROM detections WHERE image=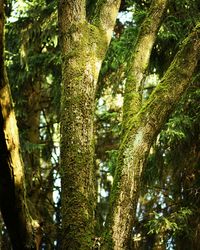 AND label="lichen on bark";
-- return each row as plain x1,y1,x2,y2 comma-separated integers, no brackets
107,21,200,250
58,0,121,248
